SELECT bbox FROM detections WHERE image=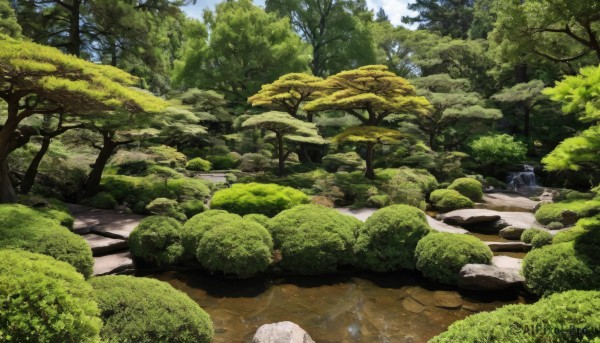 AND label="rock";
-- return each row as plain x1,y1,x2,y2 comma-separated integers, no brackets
93,252,135,276
485,241,532,252
490,212,542,230
438,209,501,225
426,217,469,234
253,321,315,343
406,287,436,307
558,210,579,226
499,226,526,240
67,203,144,239
83,234,128,256
482,193,539,212
402,297,425,313
458,258,525,291
433,291,462,309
